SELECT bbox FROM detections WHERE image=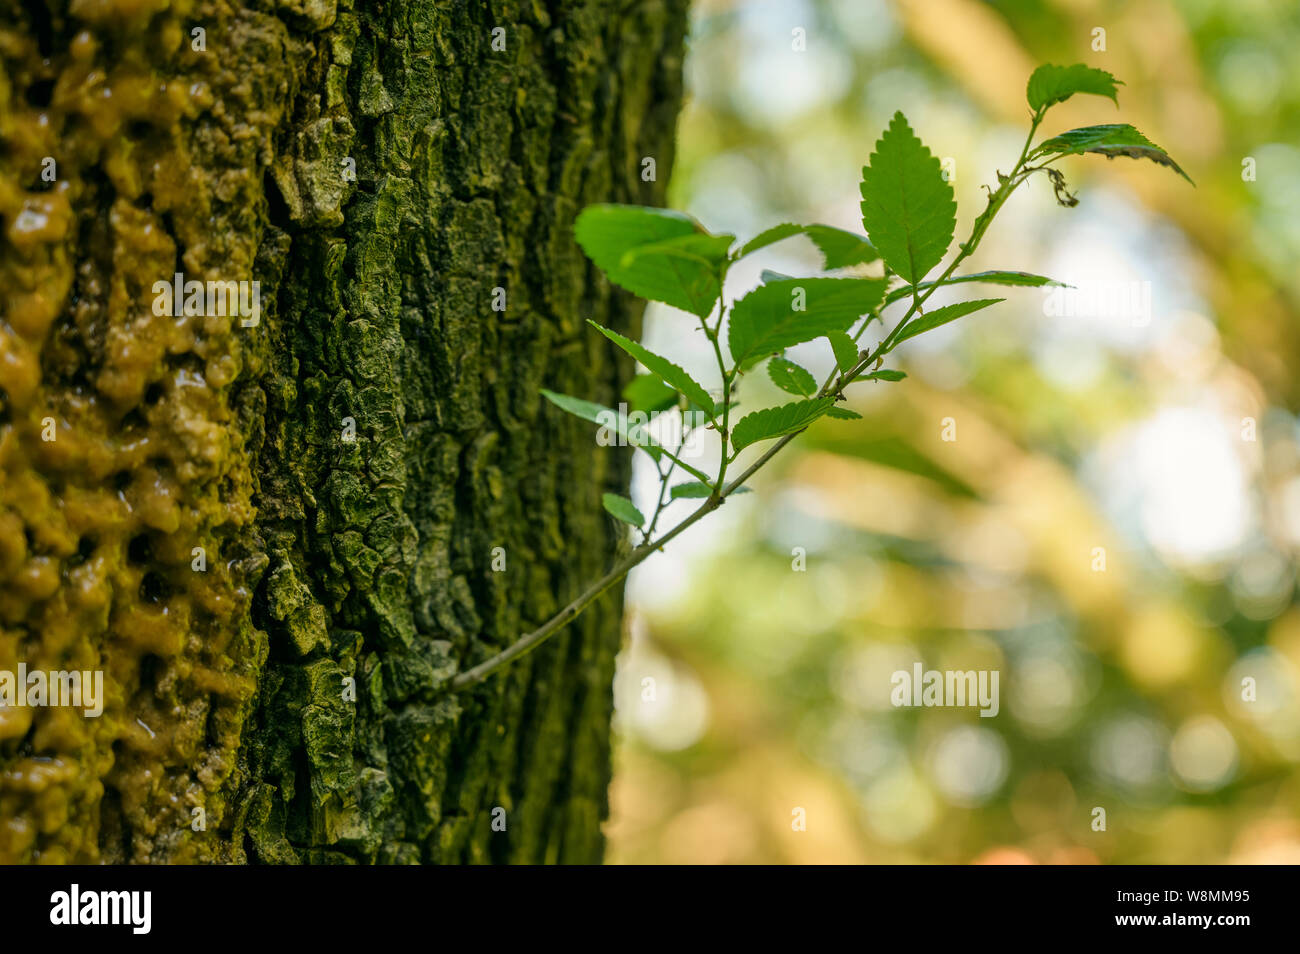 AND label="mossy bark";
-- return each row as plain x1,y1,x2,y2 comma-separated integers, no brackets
0,0,688,863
